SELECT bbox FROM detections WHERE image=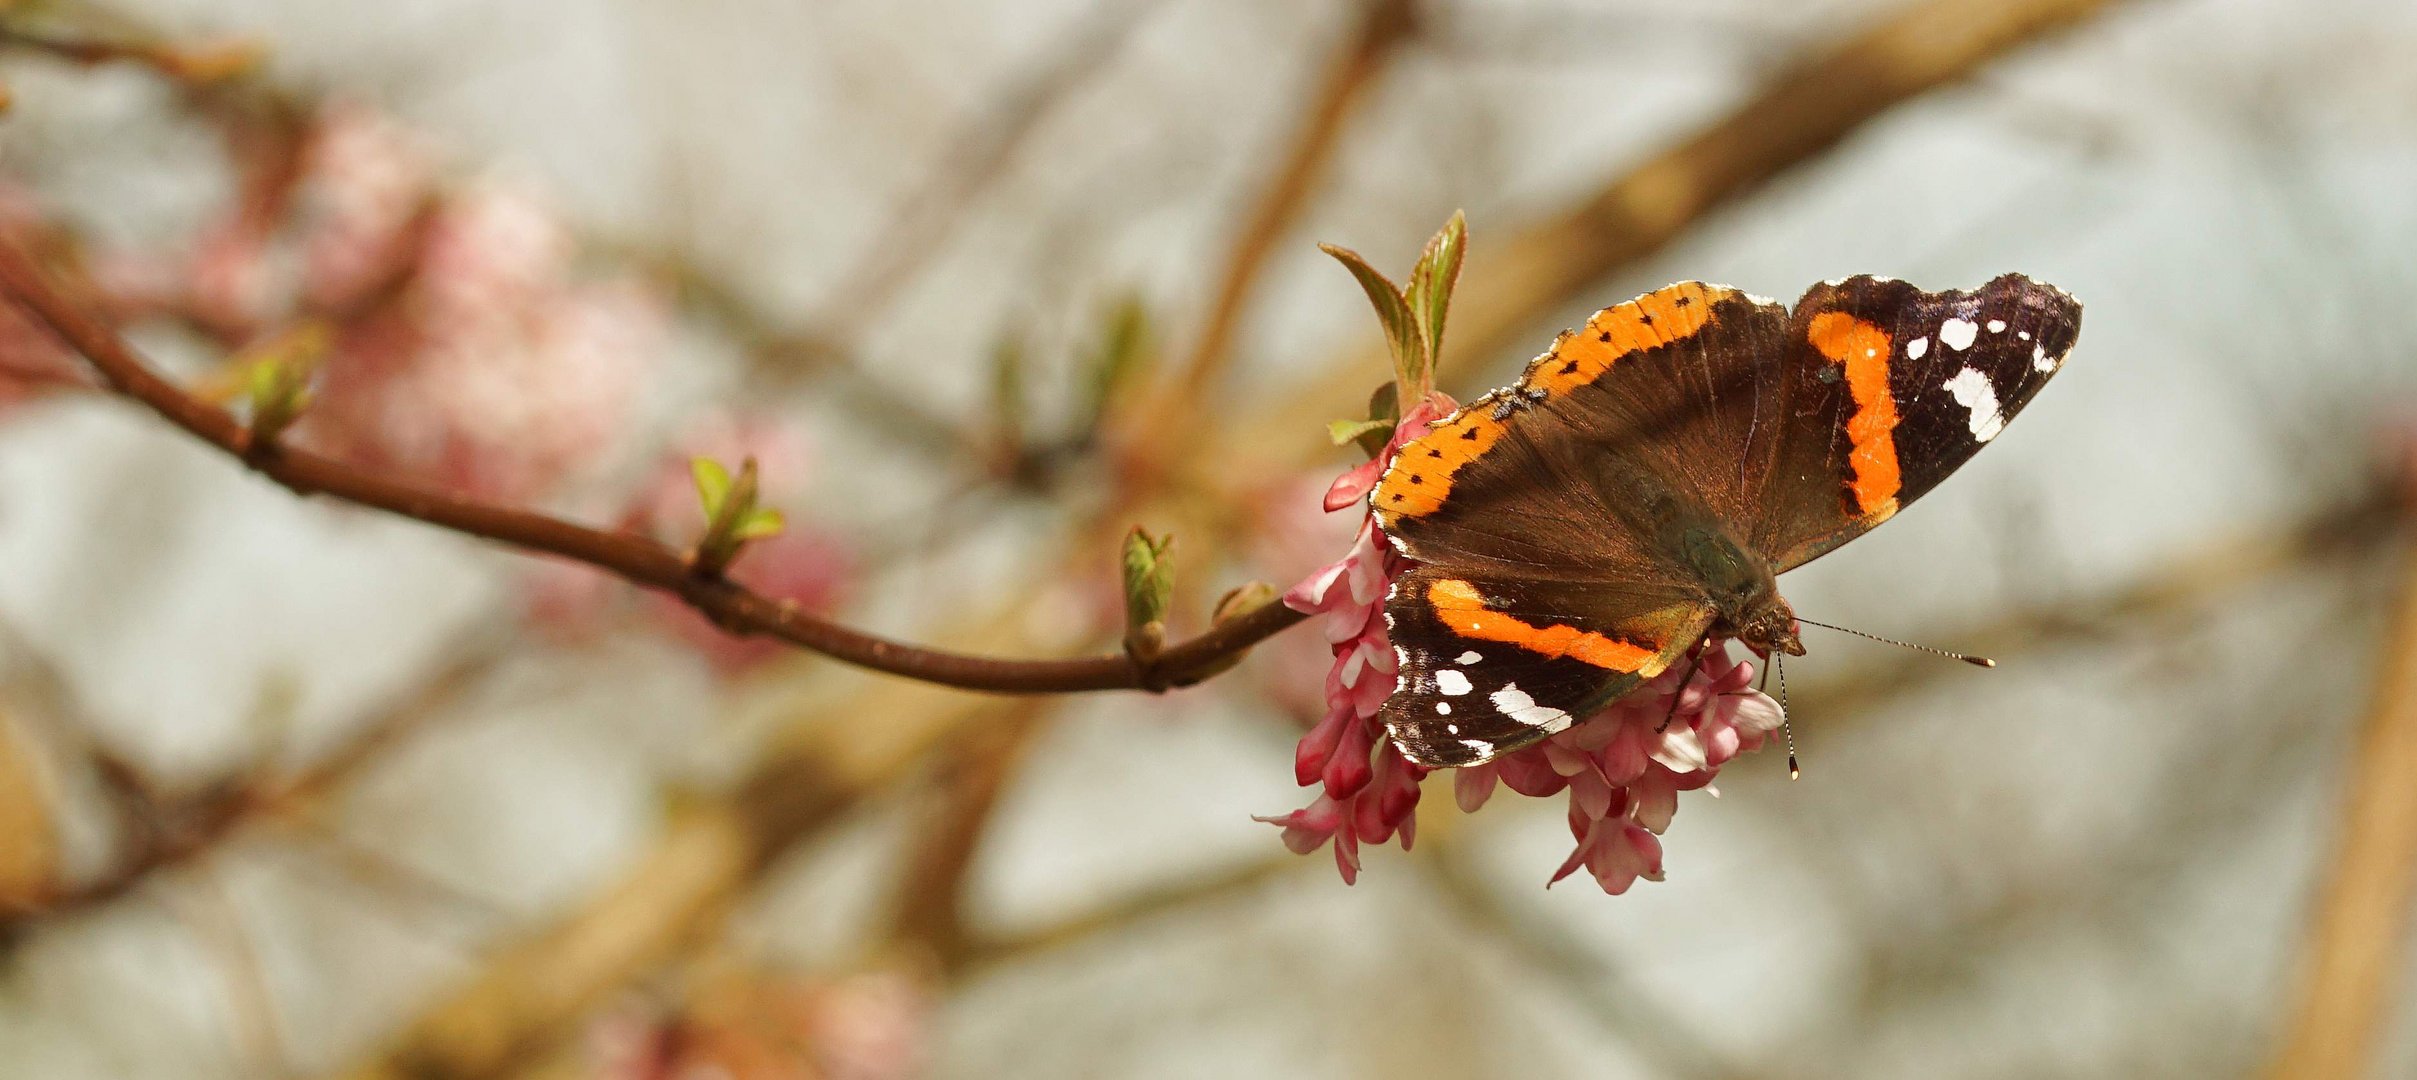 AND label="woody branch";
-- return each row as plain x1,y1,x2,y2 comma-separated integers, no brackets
0,240,1303,696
